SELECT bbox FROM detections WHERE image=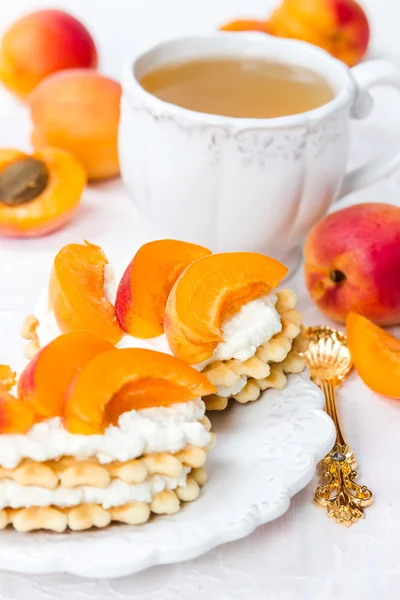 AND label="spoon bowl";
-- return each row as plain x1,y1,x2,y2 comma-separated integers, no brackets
303,326,353,386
